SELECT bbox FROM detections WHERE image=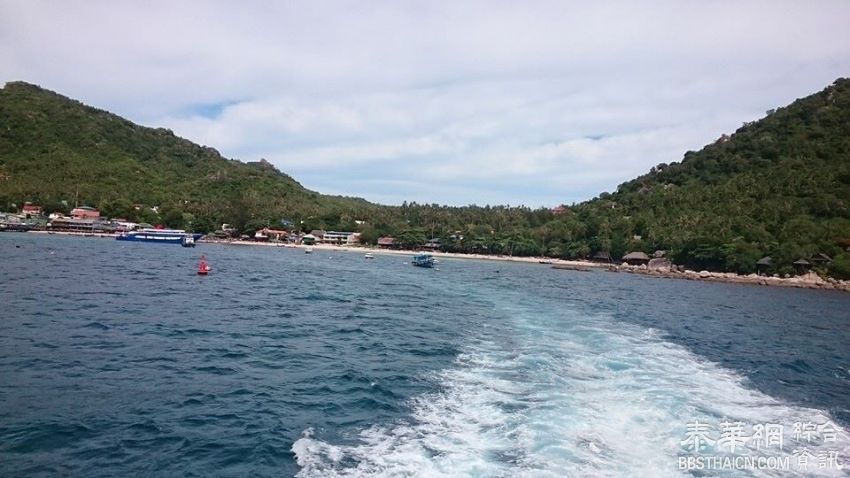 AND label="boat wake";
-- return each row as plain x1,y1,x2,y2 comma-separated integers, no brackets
293,304,849,477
